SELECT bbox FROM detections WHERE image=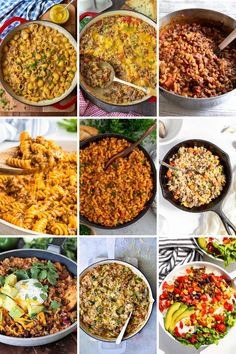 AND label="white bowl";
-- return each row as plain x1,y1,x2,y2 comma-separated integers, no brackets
159,261,236,349
159,119,183,145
